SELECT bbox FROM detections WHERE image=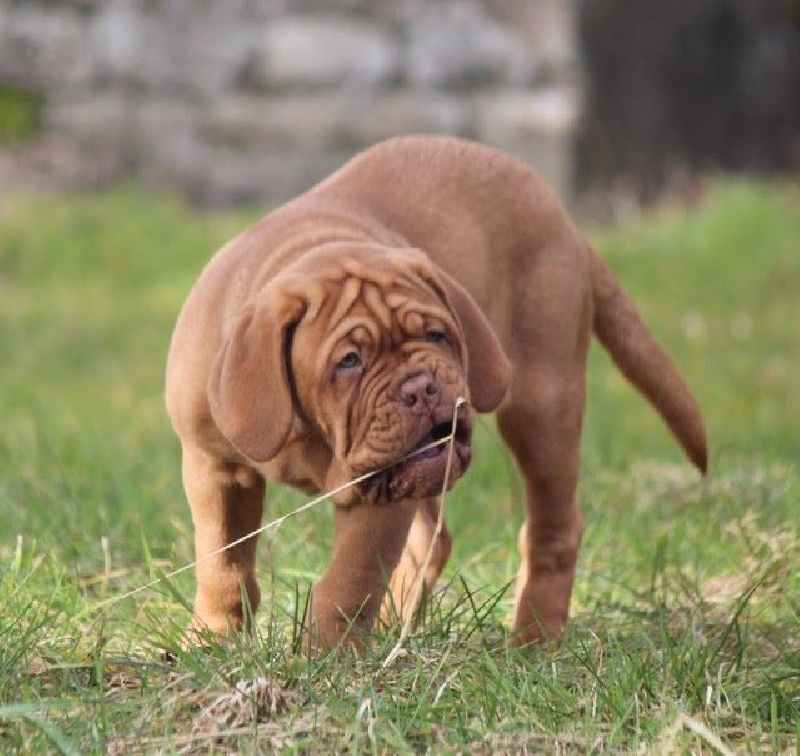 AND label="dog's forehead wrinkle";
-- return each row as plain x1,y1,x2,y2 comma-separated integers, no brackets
327,275,363,329
355,263,395,289
362,281,393,332
323,315,381,360
321,280,433,356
